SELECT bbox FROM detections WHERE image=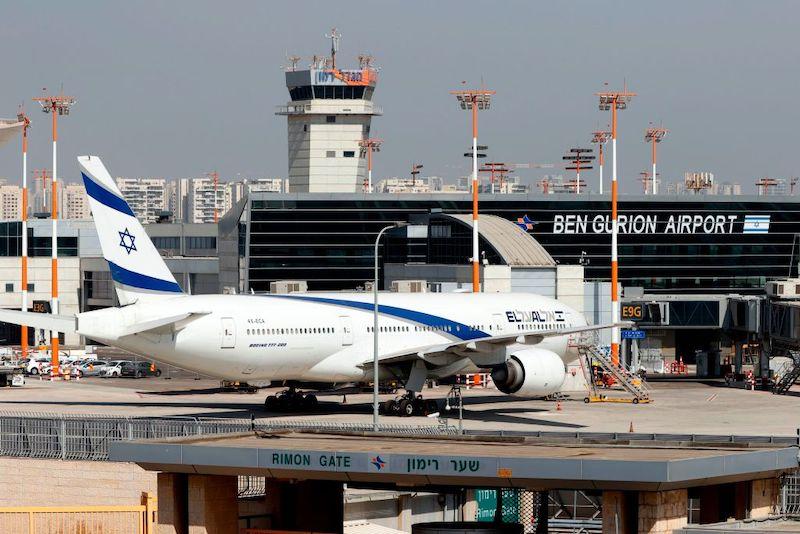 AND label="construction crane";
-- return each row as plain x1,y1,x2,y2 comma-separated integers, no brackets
756,177,781,196
479,162,511,194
